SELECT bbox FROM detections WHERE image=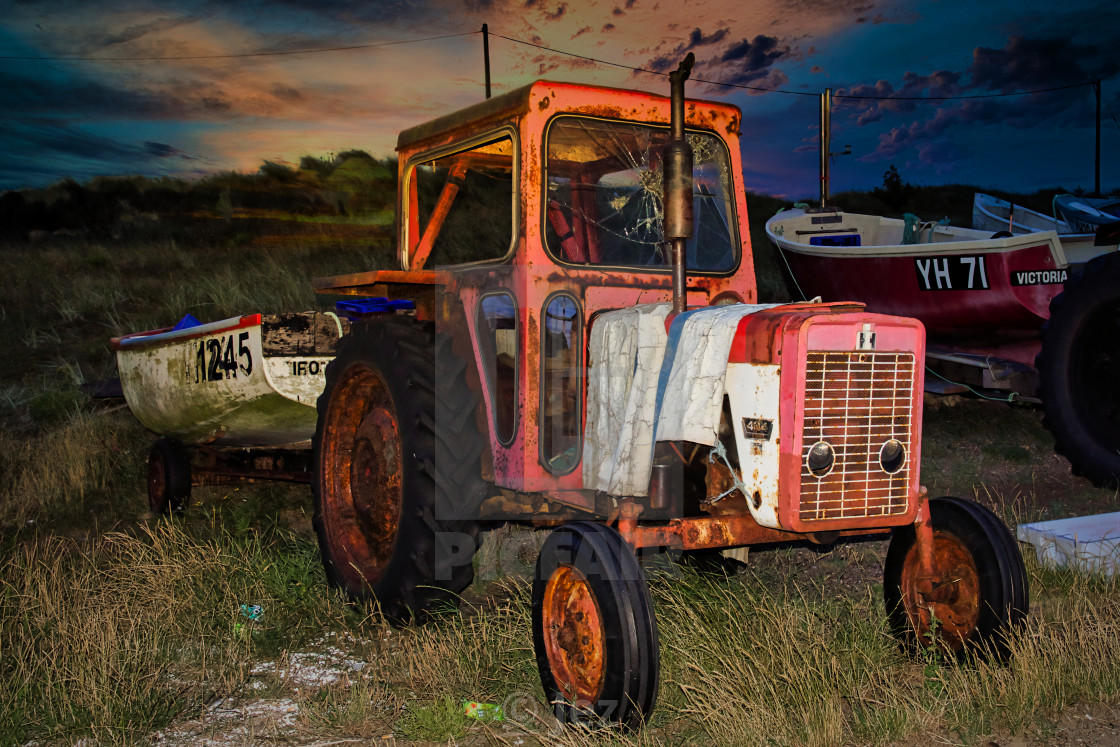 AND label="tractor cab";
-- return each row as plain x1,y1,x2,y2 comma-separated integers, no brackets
316,80,758,505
